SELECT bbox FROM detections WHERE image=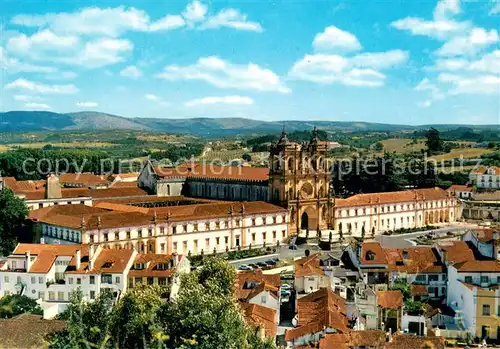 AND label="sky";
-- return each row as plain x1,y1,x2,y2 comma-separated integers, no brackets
0,0,499,125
